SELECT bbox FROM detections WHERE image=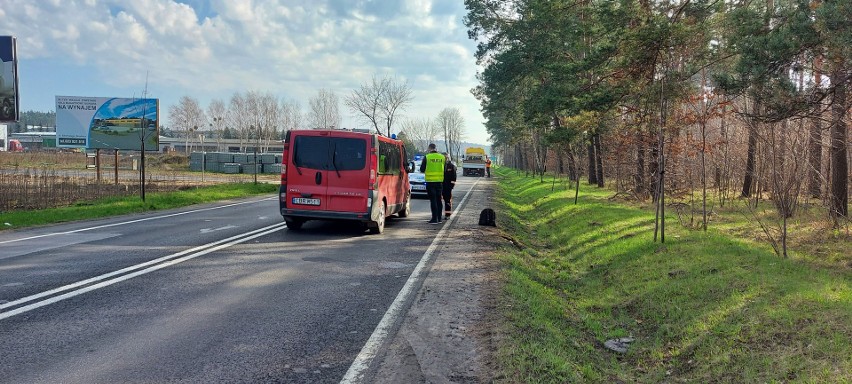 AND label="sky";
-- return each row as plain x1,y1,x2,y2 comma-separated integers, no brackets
0,0,491,145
